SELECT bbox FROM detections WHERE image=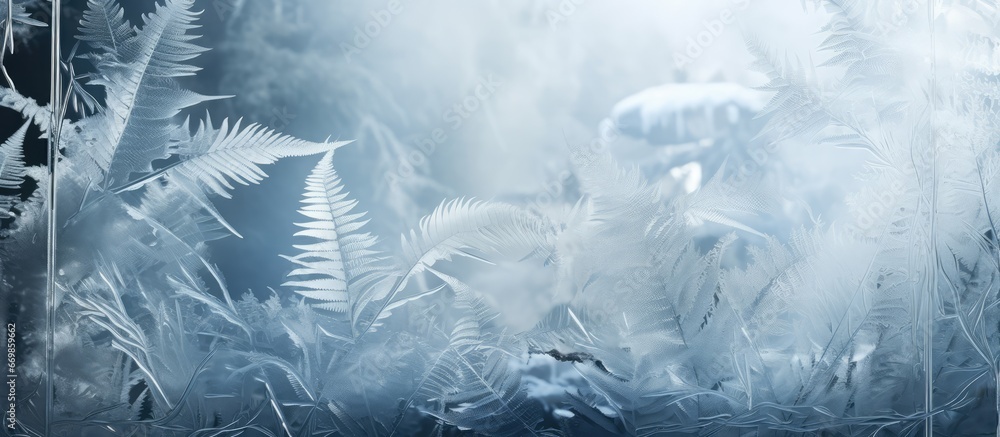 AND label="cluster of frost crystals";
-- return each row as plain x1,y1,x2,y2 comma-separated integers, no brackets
1,0,1000,436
